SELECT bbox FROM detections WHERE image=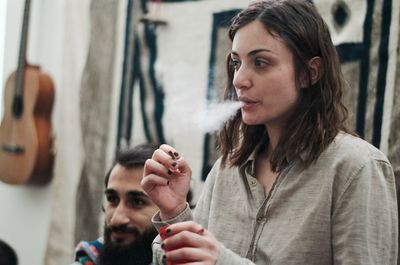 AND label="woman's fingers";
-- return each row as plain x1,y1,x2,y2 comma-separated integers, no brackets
161,221,219,264
163,230,204,250
141,172,169,191
141,144,192,219
165,247,215,263
162,221,204,237
159,144,180,158
144,157,173,179
144,144,192,178
149,149,178,173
